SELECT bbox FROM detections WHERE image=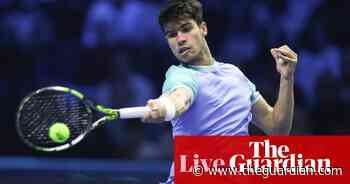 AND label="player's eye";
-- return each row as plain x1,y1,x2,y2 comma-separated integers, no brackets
181,25,193,33
166,32,177,38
